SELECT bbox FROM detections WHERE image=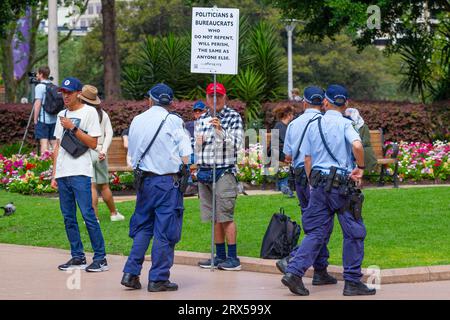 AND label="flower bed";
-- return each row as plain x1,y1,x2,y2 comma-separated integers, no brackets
386,140,450,182
0,151,54,194
1,141,448,195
